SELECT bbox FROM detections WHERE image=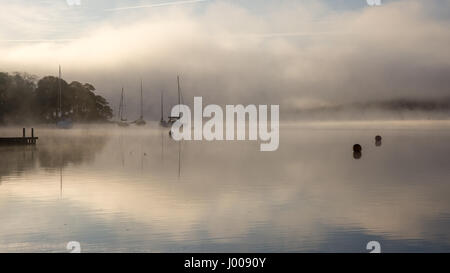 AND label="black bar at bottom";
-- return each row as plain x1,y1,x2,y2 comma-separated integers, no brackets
0,253,447,272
